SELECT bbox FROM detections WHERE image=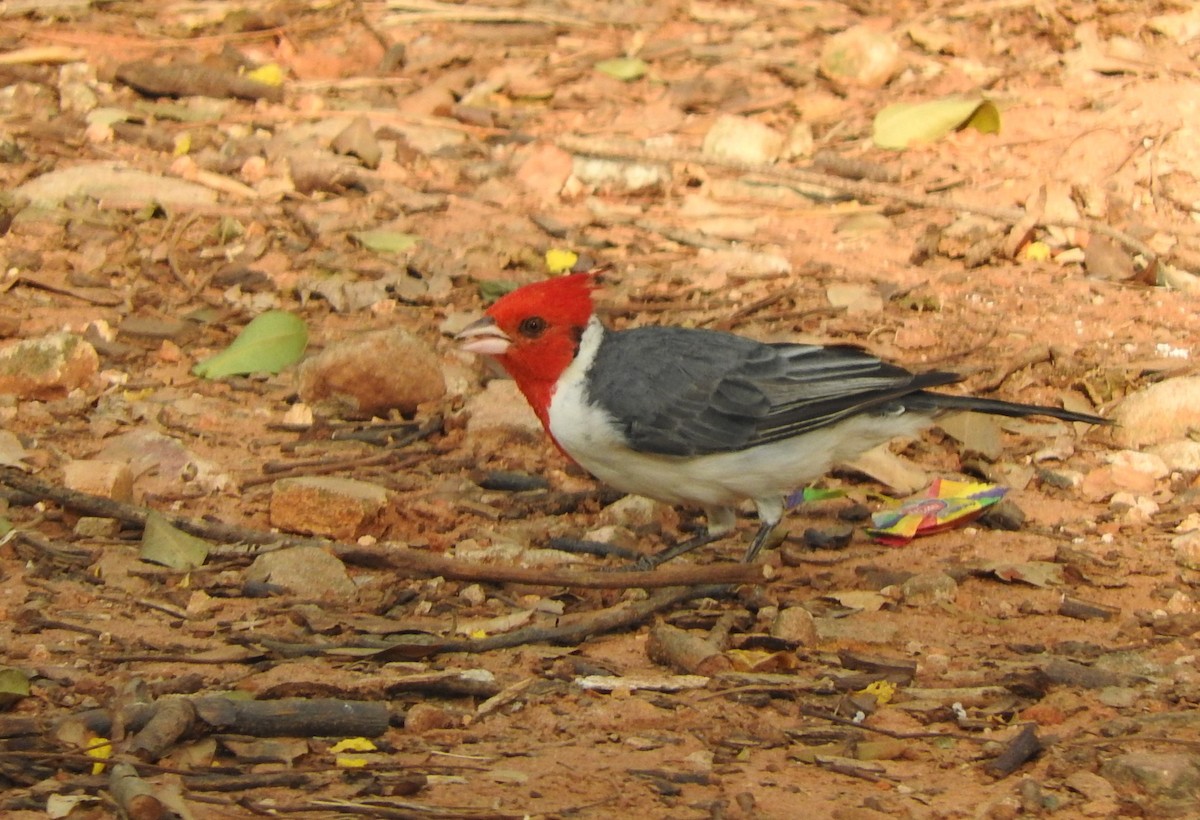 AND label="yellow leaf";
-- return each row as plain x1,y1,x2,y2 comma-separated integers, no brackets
245,63,284,87
1025,241,1052,261
857,680,896,705
86,737,112,775
330,738,377,753
336,755,369,768
545,248,578,273
173,133,191,157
